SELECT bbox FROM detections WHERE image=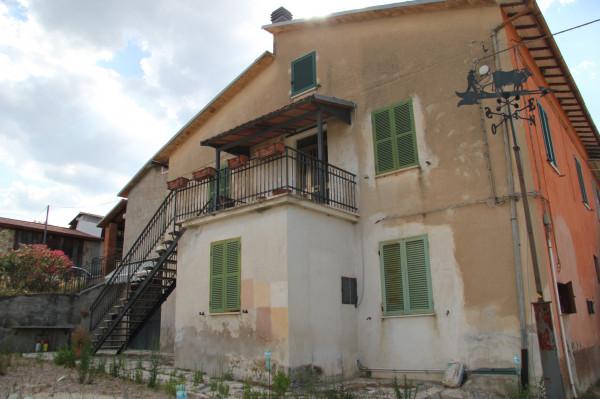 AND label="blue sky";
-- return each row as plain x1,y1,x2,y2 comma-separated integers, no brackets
0,0,598,226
